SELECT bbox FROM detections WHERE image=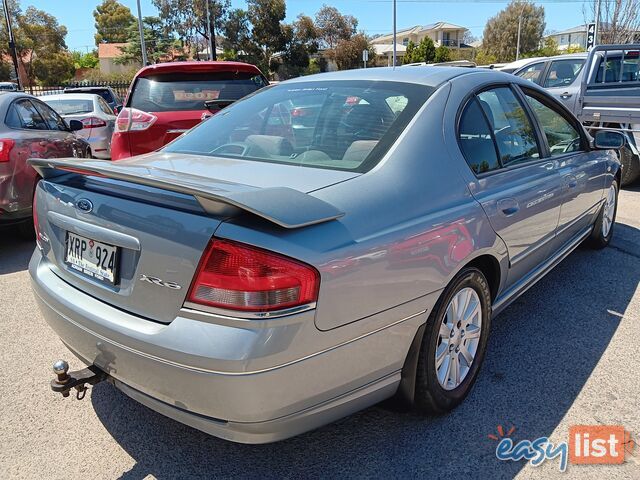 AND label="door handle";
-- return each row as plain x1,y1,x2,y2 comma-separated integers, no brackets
497,198,520,216
560,92,572,99
564,174,577,189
